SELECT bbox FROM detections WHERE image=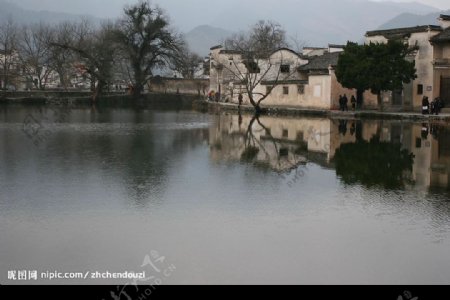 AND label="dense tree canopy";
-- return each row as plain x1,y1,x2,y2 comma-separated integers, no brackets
335,40,417,105
333,136,414,189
